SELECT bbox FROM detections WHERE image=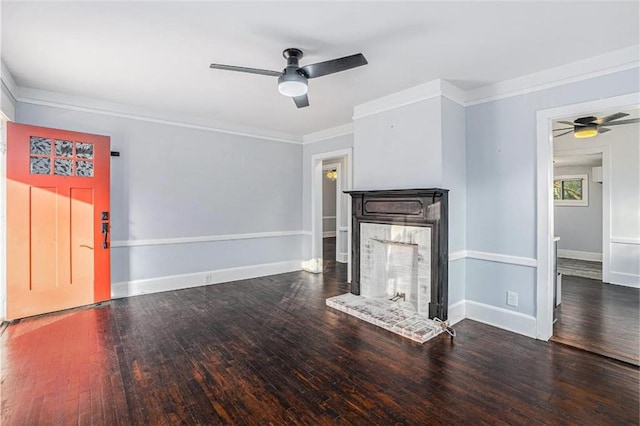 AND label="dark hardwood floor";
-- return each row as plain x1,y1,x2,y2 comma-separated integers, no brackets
552,274,640,366
2,248,639,425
